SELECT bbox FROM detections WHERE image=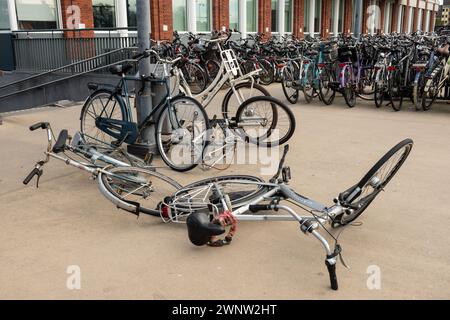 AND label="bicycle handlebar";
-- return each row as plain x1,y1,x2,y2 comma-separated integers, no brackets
30,122,49,131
